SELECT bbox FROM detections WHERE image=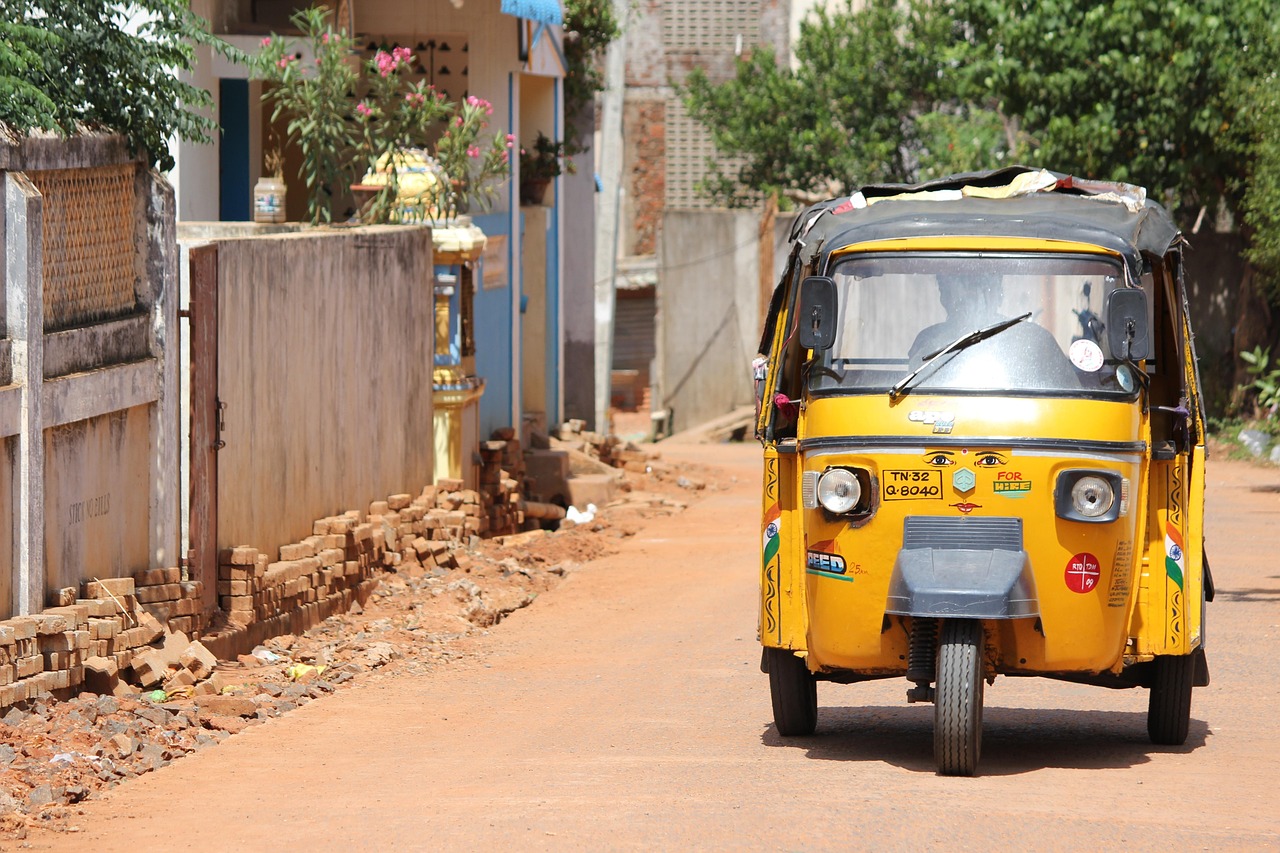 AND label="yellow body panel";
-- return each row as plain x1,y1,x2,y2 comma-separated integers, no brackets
760,447,807,650
757,235,1207,682
796,395,1144,674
